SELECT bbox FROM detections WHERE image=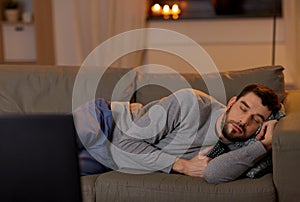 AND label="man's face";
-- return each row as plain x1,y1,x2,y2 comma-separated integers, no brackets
222,92,272,142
